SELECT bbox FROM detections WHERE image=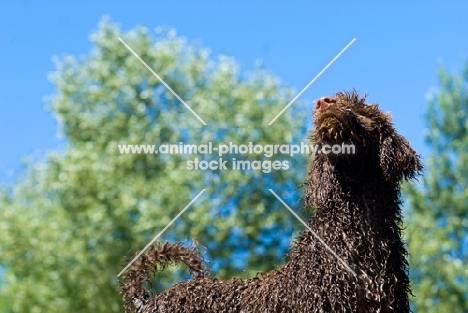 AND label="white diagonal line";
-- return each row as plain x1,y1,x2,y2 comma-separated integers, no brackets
118,37,207,126
117,189,206,277
268,38,356,125
269,189,357,277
